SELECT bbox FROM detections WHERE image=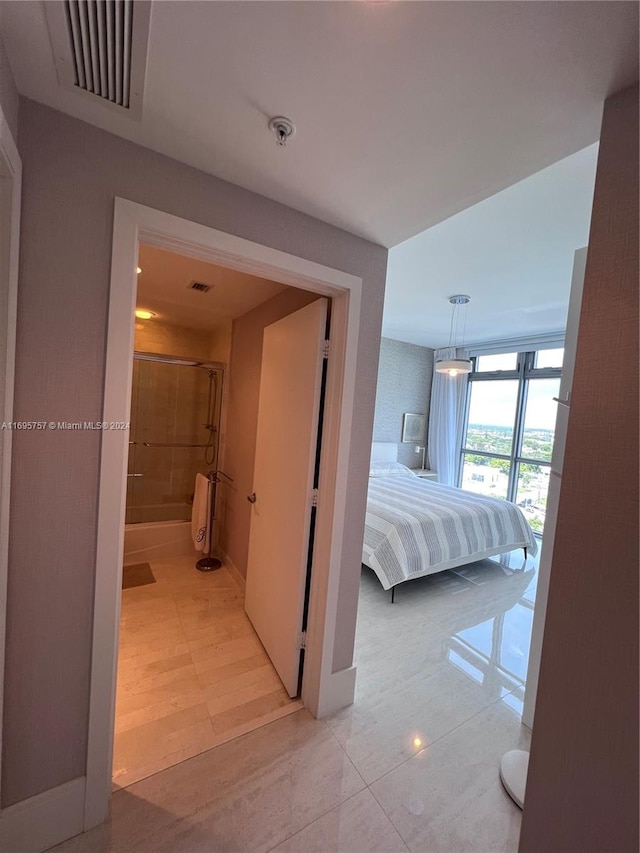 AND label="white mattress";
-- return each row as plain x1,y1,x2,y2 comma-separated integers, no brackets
362,474,538,590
